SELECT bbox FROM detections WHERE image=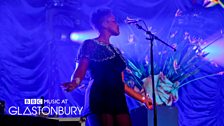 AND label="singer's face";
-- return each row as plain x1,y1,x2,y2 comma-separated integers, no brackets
104,14,120,36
